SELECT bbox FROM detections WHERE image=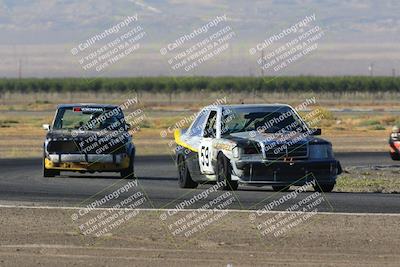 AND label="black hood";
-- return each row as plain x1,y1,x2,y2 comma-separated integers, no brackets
225,131,331,147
